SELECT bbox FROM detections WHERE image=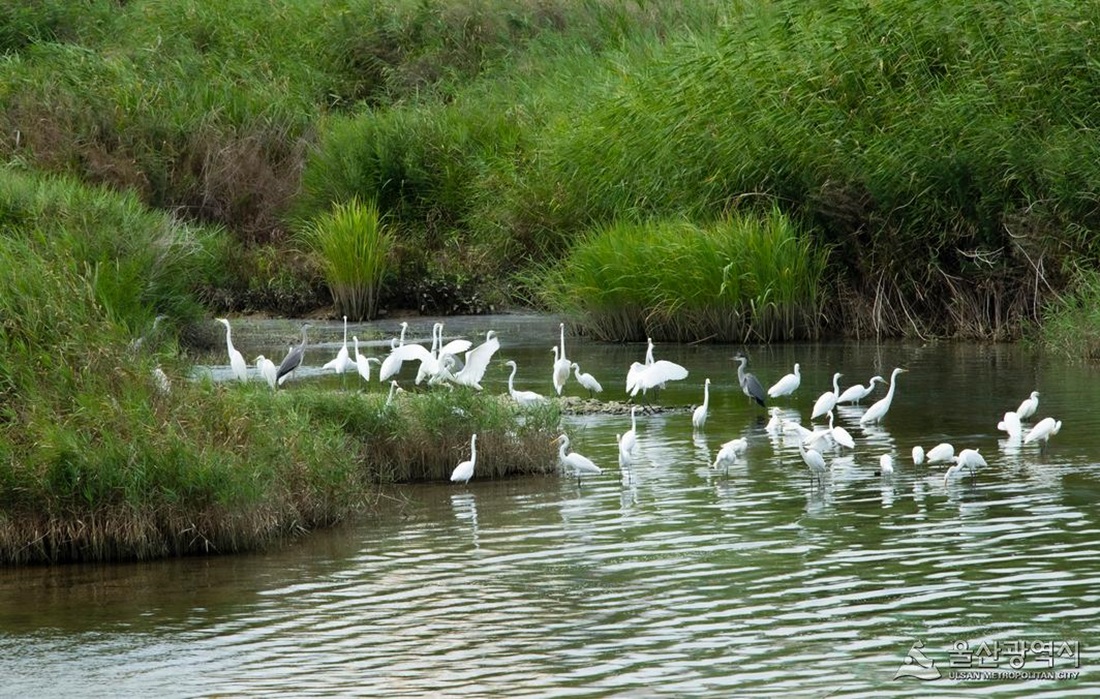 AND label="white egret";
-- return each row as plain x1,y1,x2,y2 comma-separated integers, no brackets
385,380,402,406
712,437,747,477
878,453,895,476
453,330,500,390
944,448,987,484
733,355,766,407
997,410,1022,443
837,375,885,404
859,367,906,425
767,363,801,399
798,441,828,482
379,338,433,382
505,360,546,406
617,433,633,483
811,372,843,420
556,434,601,484
450,434,478,484
216,318,248,382
925,443,955,464
356,336,387,383
799,423,834,452
692,378,711,431
828,411,854,449
624,337,657,396
255,354,277,389
620,406,639,456
1024,417,1062,447
1016,391,1040,421
276,323,311,386
765,407,784,433
912,445,925,465
552,323,571,395
571,362,604,397
322,316,355,374
628,360,688,399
